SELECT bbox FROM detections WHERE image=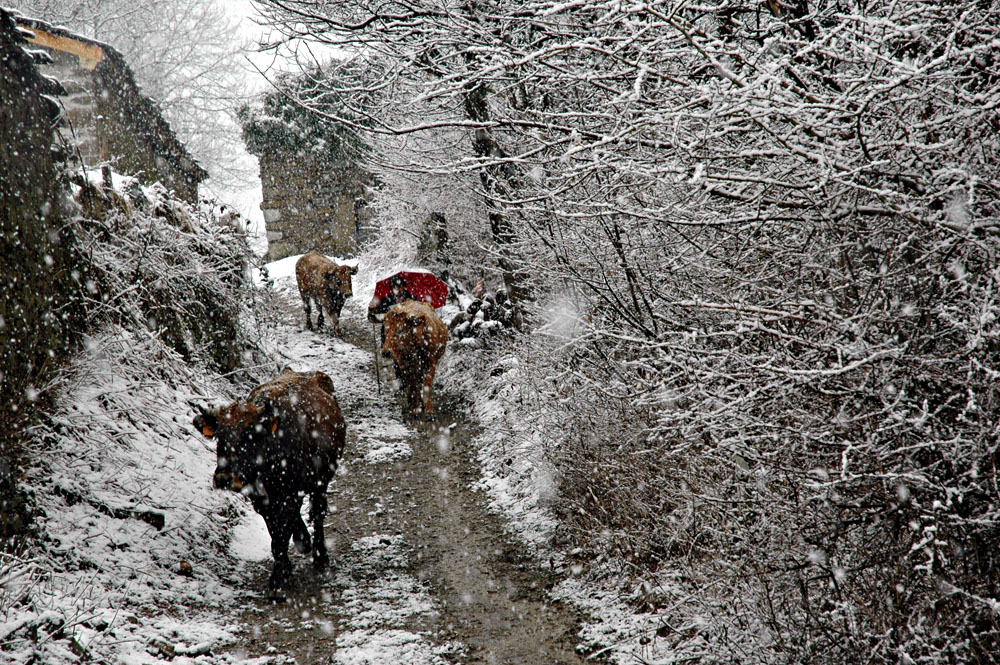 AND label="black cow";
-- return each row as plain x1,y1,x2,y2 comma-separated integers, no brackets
194,368,346,590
